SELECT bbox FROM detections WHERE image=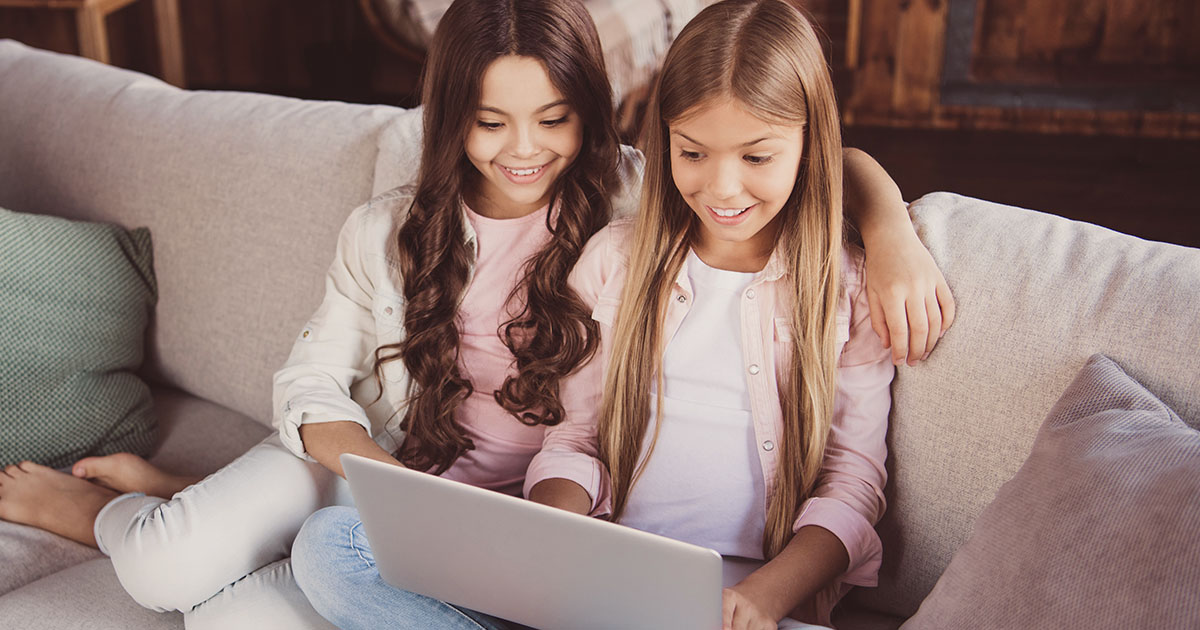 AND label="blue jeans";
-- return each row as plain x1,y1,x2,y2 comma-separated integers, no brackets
291,506,512,630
